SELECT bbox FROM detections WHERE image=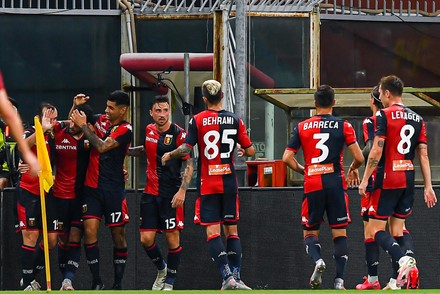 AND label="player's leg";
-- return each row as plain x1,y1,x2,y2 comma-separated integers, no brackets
162,198,184,290
17,188,41,290
356,191,381,290
106,189,129,290
222,192,250,290
331,228,348,290
164,230,182,290
140,193,166,290
82,187,104,290
32,232,58,280
199,194,236,290
110,225,127,290
223,224,250,290
60,197,83,290
302,190,326,289
32,194,59,280
60,226,82,290
328,191,350,290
